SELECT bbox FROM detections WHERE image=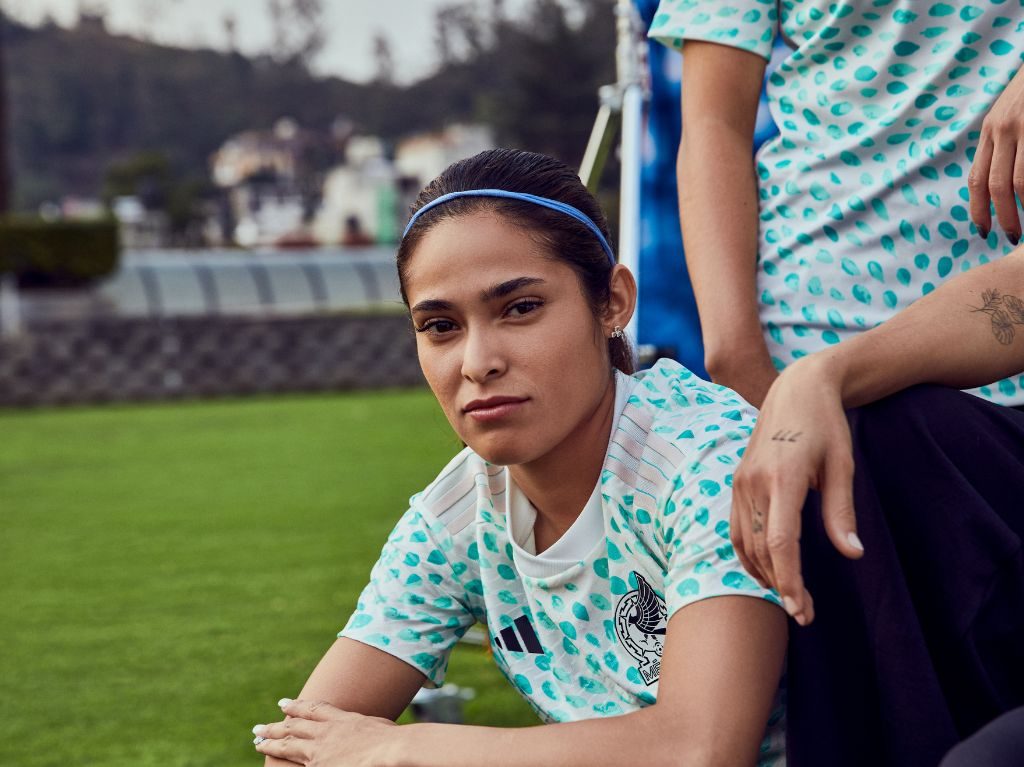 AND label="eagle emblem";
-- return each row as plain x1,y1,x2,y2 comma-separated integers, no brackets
614,572,668,686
